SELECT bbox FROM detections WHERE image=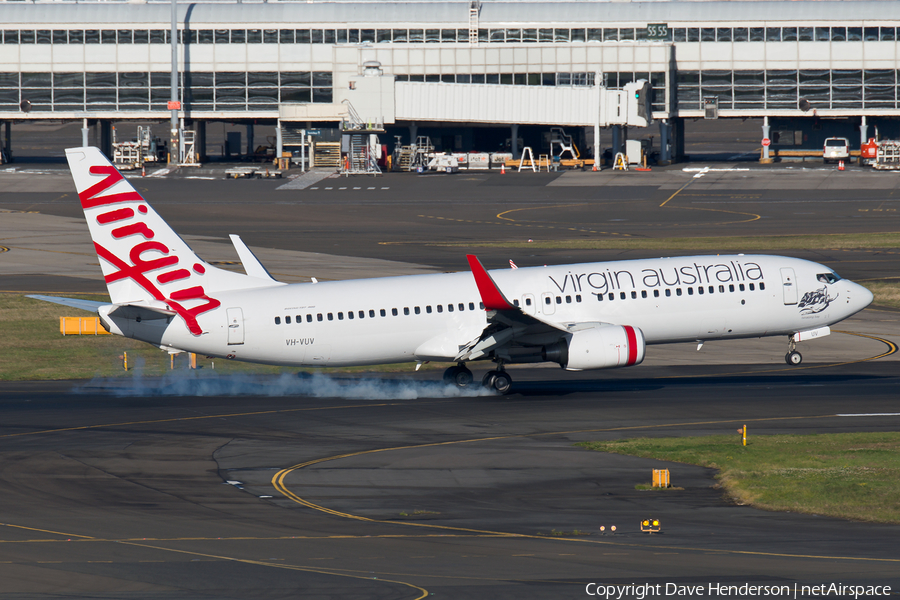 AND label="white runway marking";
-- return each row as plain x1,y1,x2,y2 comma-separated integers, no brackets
837,413,900,417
